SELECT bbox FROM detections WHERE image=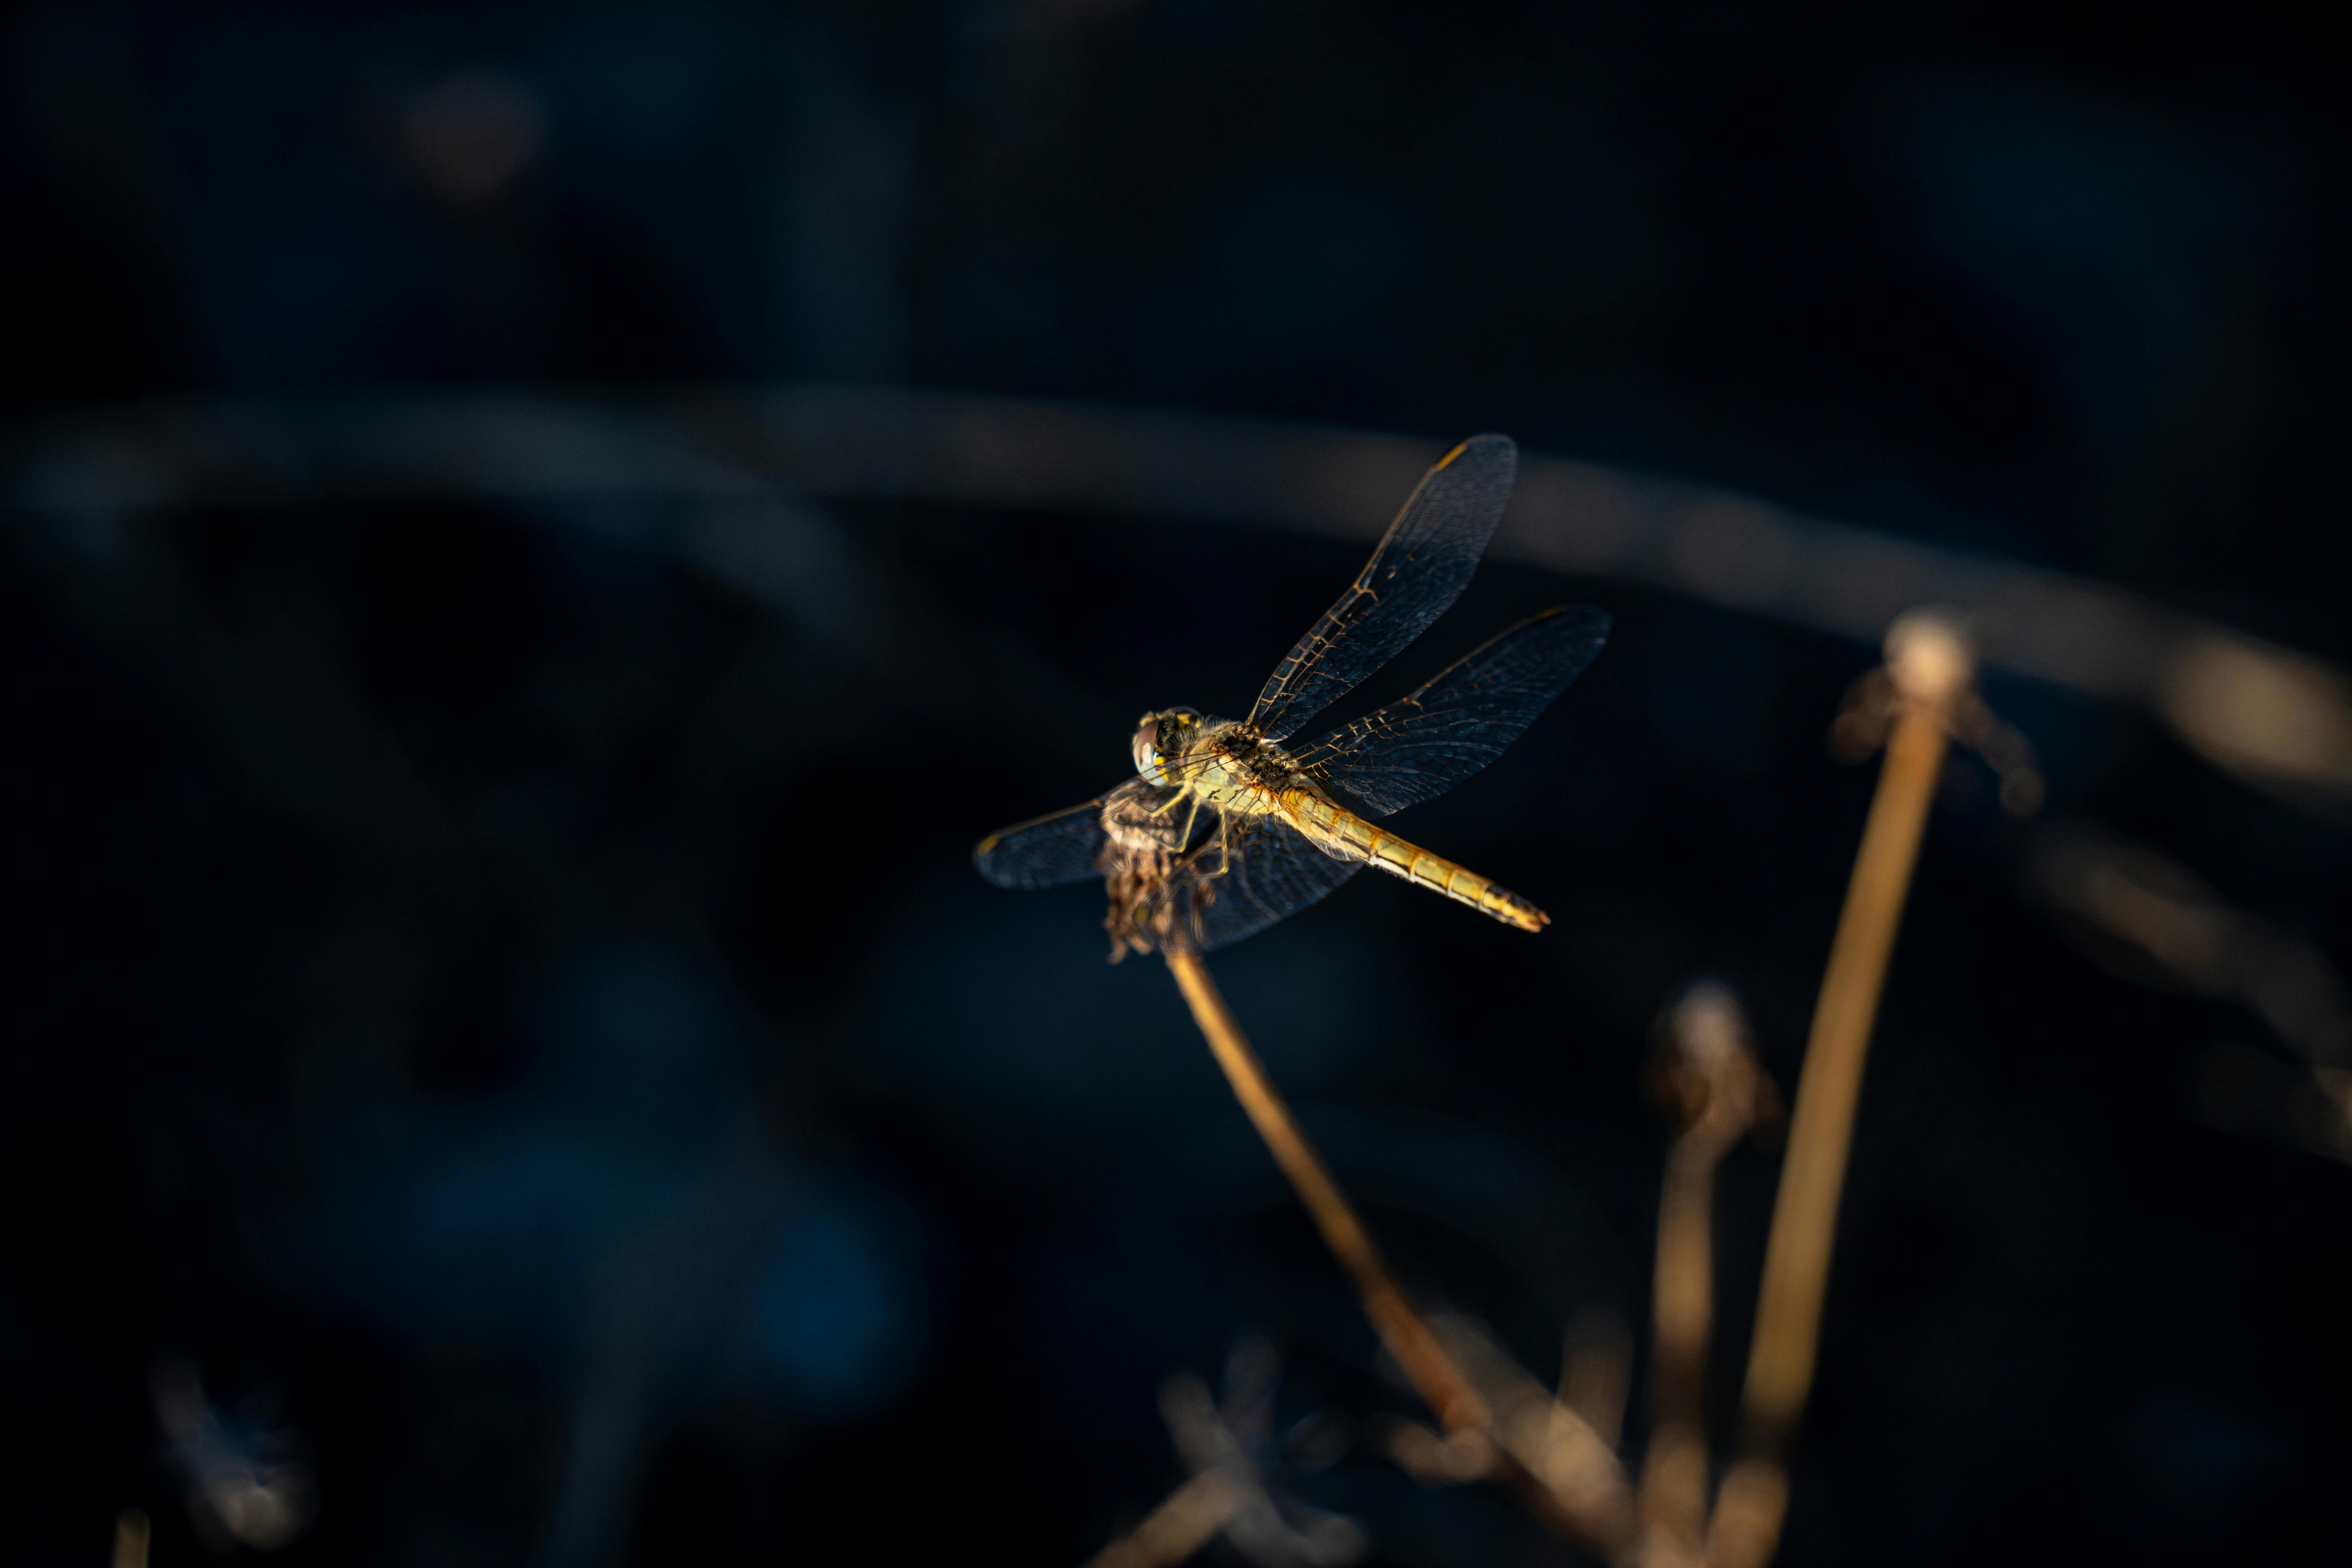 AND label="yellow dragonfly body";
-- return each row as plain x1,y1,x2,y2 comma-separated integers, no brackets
976,435,1607,955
